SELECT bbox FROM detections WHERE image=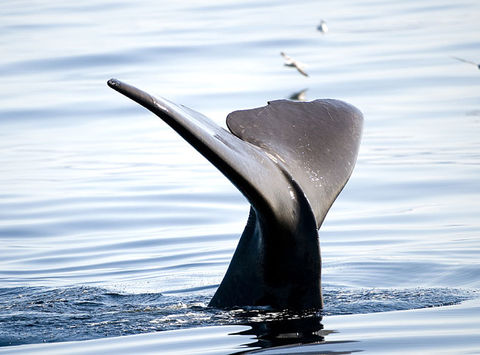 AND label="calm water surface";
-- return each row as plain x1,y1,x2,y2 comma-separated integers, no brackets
0,0,479,351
